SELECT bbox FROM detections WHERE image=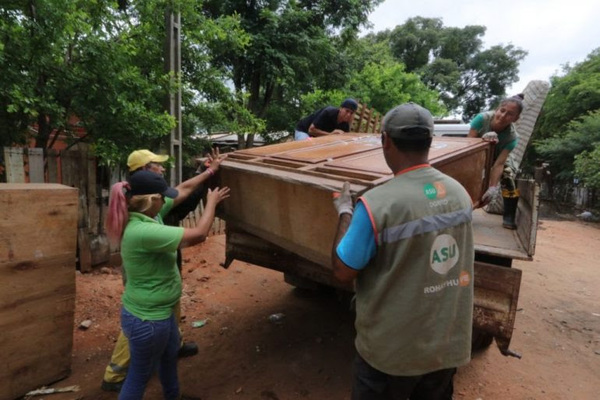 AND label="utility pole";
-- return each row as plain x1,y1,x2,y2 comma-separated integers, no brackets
165,9,182,186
